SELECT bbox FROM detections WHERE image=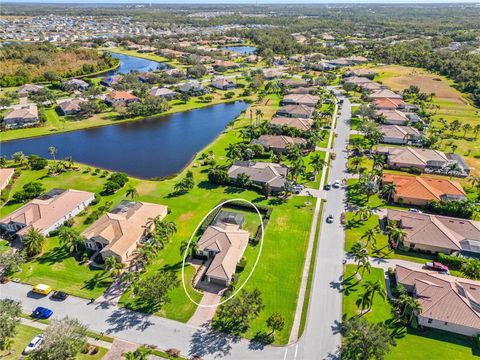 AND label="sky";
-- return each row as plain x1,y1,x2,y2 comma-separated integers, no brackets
5,0,480,3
